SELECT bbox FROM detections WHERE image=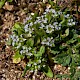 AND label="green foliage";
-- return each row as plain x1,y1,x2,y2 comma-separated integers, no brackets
42,66,53,78
13,51,24,63
0,0,13,8
7,5,80,79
